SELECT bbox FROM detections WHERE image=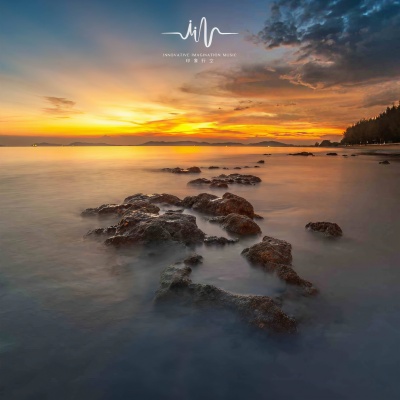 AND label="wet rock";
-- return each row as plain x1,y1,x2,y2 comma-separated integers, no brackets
242,236,317,295
326,152,338,156
254,214,264,220
82,201,160,217
210,213,261,235
288,152,314,156
187,178,212,185
208,166,220,169
86,225,117,236
101,211,205,246
351,154,358,157
233,167,242,170
254,166,260,168
211,173,262,185
203,236,238,245
257,160,265,164
379,160,390,165
264,153,272,156
342,155,348,157
222,167,229,170
155,263,297,334
305,221,343,237
183,254,203,266
161,166,201,174
124,193,182,207
182,192,255,218
210,181,229,189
